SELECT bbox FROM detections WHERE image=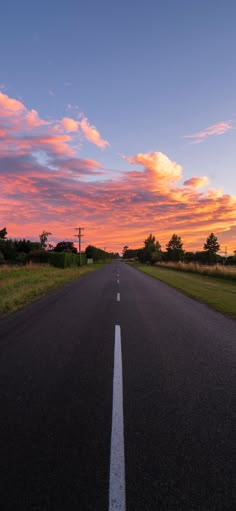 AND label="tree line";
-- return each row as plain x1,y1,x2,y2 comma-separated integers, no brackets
0,228,119,264
123,233,236,265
